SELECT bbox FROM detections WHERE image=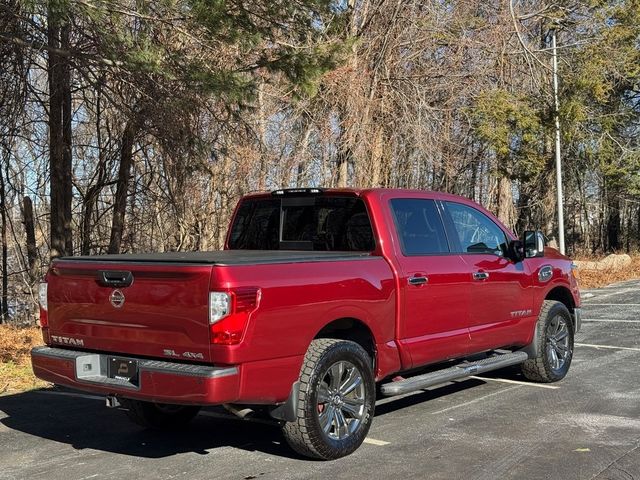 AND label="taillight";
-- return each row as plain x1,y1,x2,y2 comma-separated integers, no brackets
38,282,48,328
209,288,260,345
